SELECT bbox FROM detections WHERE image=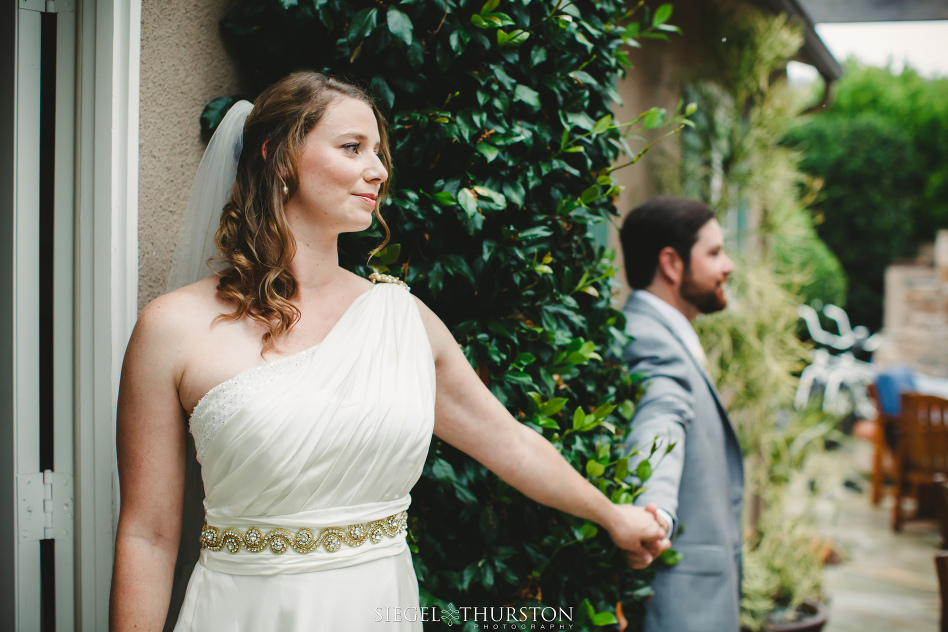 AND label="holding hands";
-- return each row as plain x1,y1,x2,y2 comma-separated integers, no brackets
605,503,670,569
